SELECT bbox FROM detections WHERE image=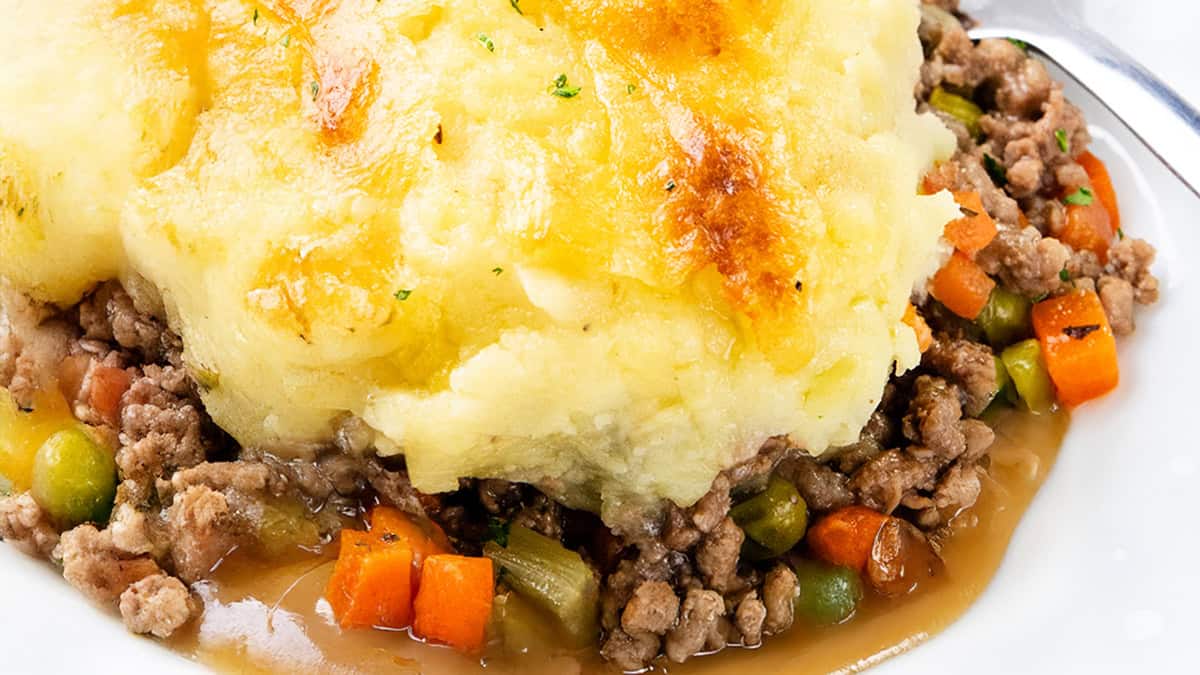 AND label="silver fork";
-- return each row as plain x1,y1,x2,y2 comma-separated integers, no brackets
964,0,1200,197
